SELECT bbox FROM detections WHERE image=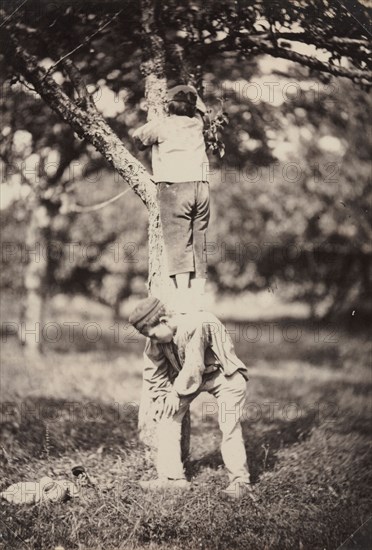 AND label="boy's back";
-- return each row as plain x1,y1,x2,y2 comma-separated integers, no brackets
133,114,208,182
